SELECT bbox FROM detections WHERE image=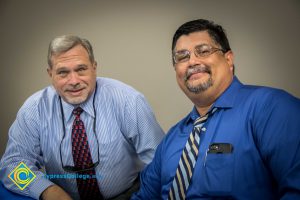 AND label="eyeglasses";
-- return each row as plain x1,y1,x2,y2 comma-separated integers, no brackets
58,84,100,173
173,44,225,64
61,159,99,173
